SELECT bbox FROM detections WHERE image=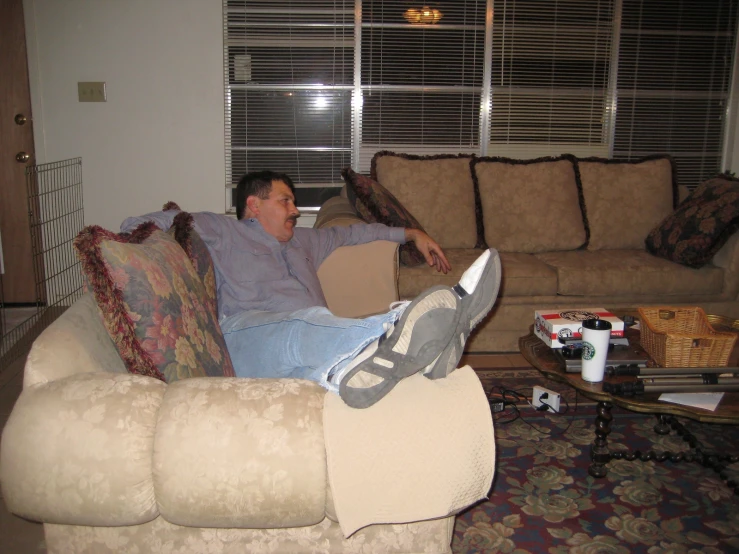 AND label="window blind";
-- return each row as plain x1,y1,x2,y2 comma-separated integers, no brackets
613,0,739,188
490,0,615,159
357,1,487,171
224,0,354,208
